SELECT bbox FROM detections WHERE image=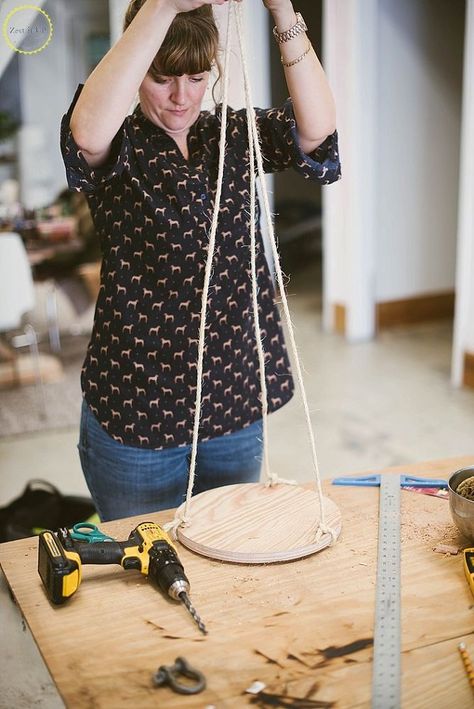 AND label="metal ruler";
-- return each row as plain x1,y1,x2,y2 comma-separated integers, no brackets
372,474,401,709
